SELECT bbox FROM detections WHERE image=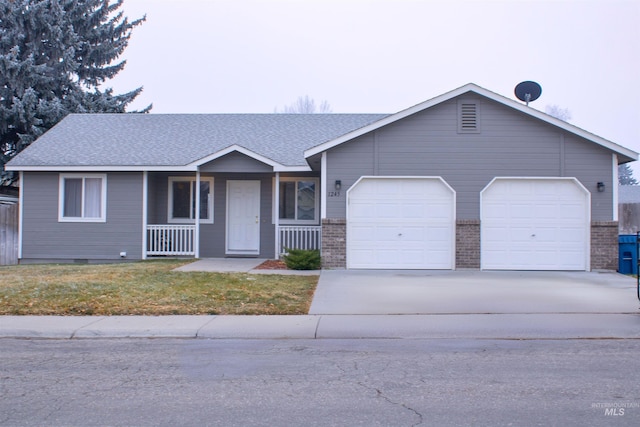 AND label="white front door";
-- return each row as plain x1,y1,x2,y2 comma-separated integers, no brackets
226,180,261,255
